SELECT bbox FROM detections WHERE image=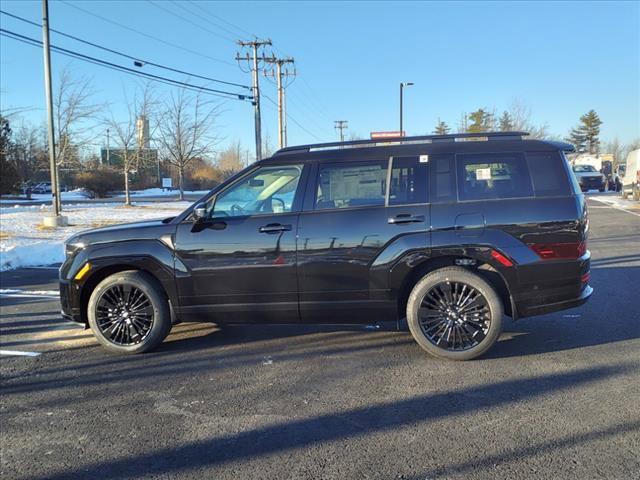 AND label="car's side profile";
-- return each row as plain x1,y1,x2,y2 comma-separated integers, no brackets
59,132,592,360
